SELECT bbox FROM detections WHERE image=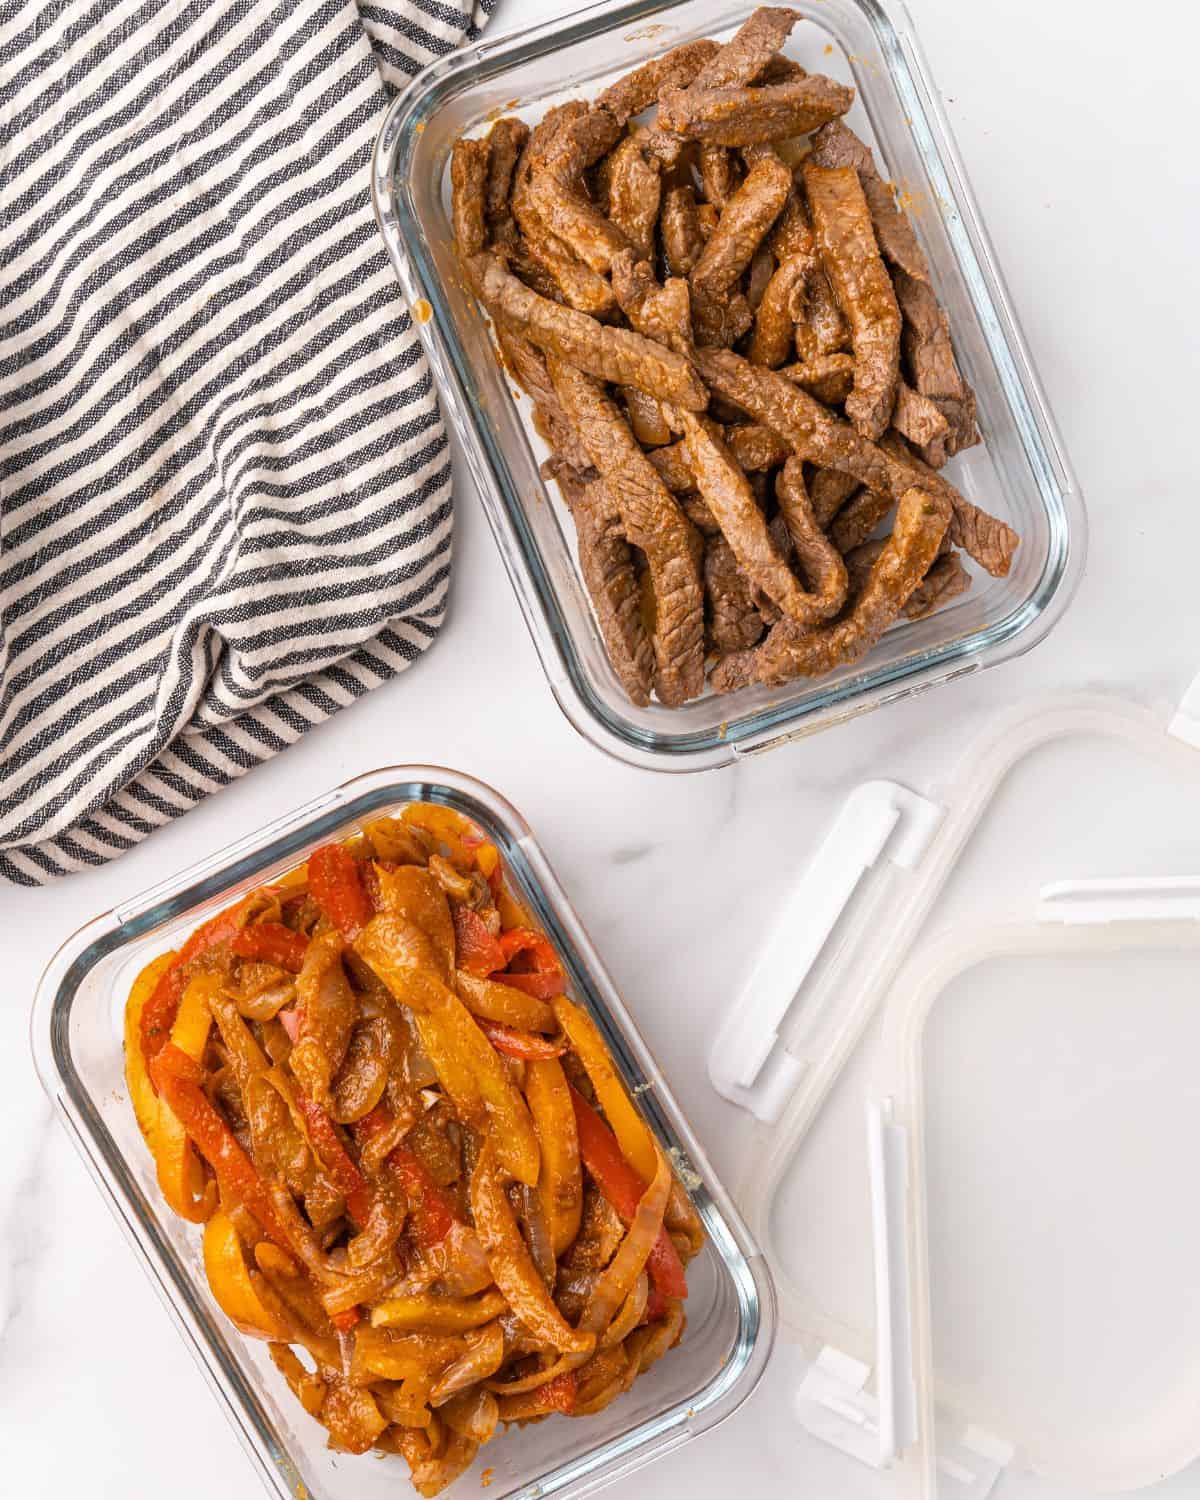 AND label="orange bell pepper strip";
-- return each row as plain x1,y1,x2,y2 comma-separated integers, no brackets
231,921,309,973
307,844,372,939
525,1057,583,1256
452,906,505,978
569,1087,688,1300
494,928,567,1000
292,1095,372,1228
139,897,252,1067
477,1020,566,1061
150,1041,289,1248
